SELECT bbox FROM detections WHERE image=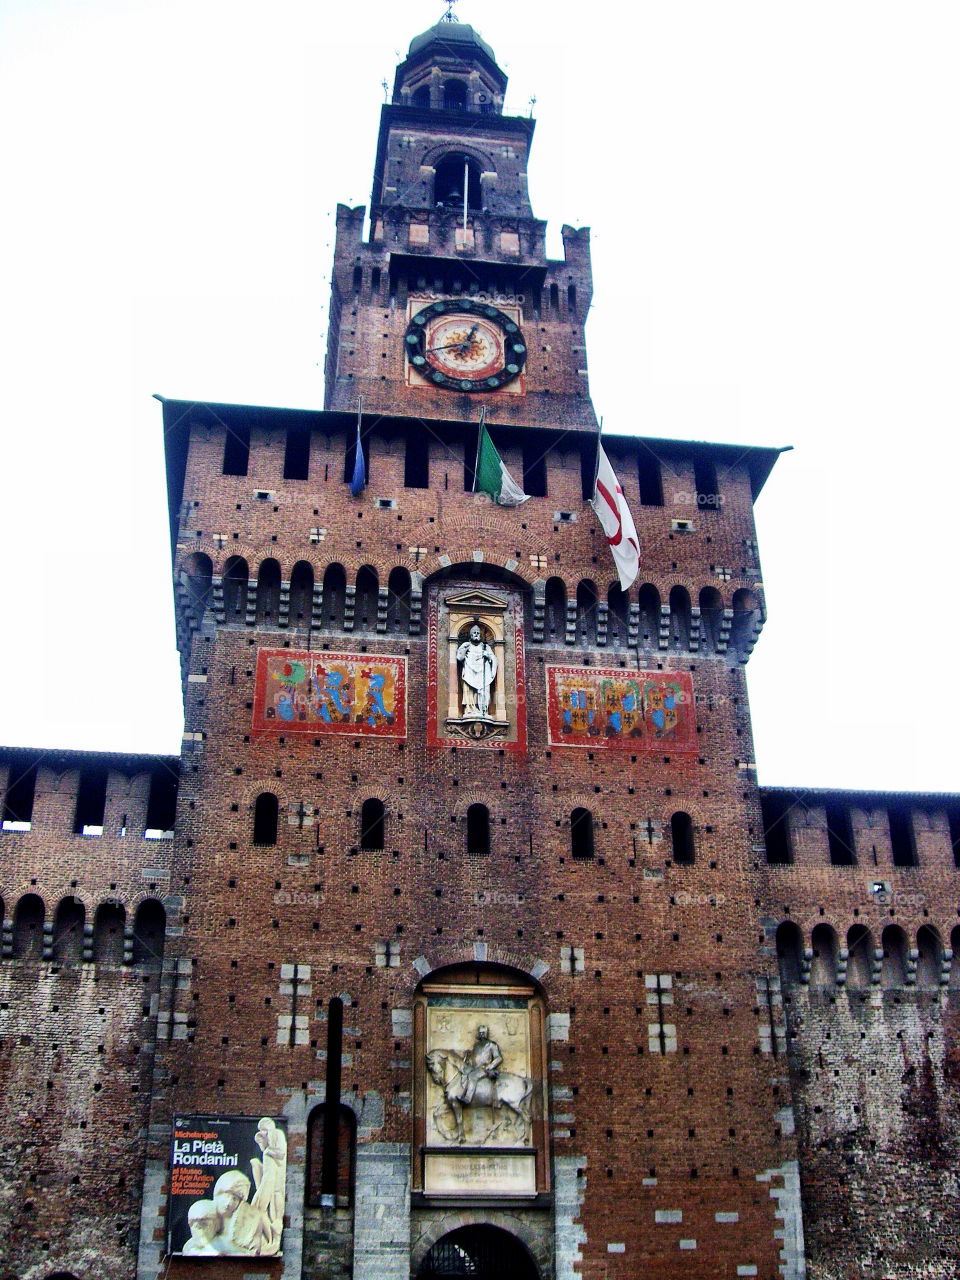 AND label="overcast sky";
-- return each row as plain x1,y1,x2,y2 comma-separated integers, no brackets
1,0,957,792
